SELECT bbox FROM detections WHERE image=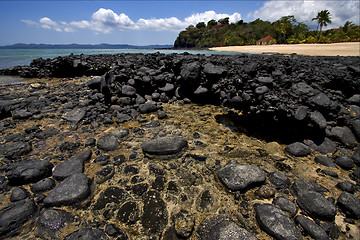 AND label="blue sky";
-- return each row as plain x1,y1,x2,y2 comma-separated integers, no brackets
0,1,358,45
